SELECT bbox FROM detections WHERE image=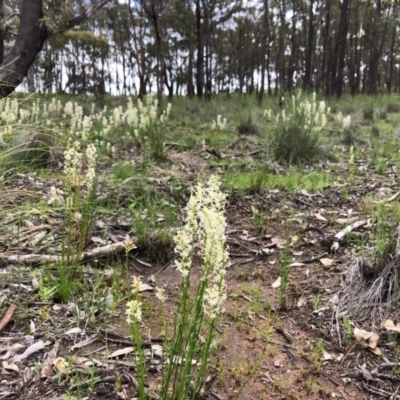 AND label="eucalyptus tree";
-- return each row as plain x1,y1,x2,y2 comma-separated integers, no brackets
257,0,270,103
0,0,111,97
195,0,242,98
